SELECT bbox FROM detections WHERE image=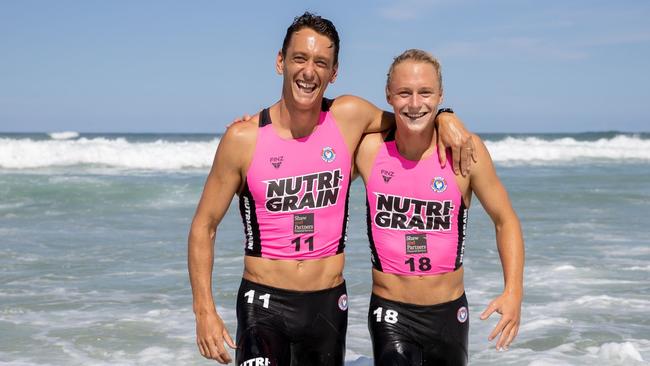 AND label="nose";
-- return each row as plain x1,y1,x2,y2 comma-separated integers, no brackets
302,61,316,80
408,94,421,110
